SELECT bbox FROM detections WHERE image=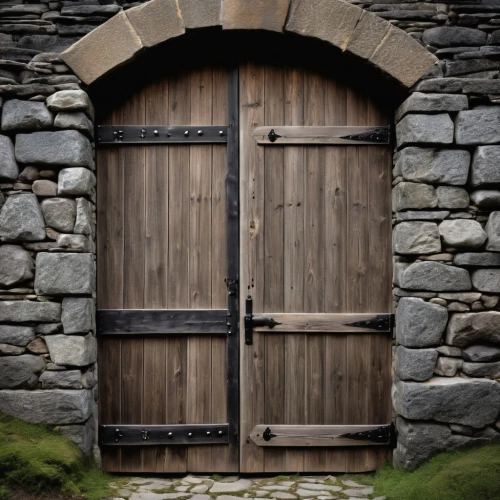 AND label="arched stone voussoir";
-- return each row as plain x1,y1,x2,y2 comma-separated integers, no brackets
222,0,291,32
